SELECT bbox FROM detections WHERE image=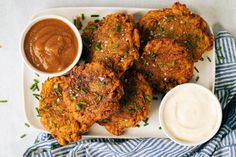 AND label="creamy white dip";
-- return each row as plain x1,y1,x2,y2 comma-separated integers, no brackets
163,86,220,143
